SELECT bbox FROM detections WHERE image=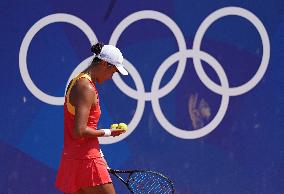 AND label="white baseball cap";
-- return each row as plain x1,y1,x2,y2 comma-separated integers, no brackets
96,45,128,75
